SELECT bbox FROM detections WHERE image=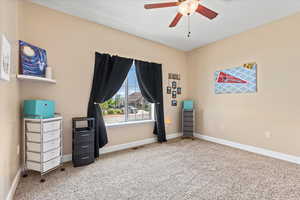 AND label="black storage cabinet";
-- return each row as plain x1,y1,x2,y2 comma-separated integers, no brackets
72,117,95,167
